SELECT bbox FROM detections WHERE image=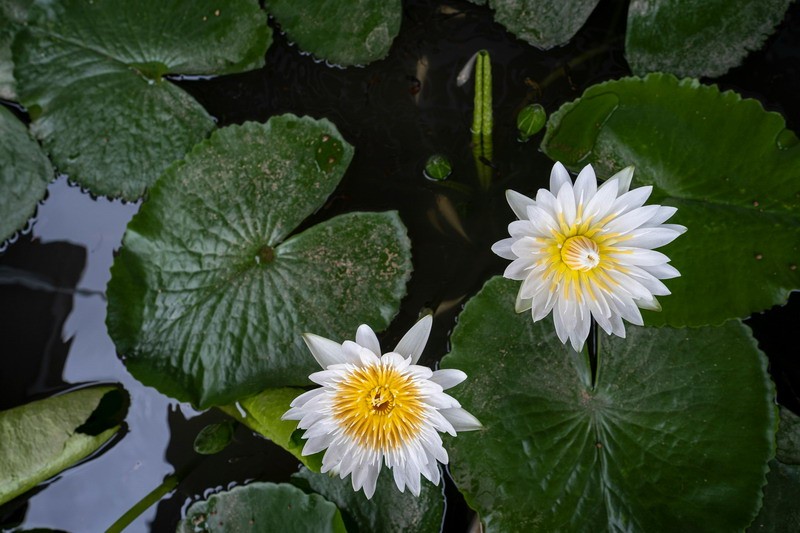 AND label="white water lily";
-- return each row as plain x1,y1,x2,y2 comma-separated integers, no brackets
492,162,686,352
282,316,482,499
